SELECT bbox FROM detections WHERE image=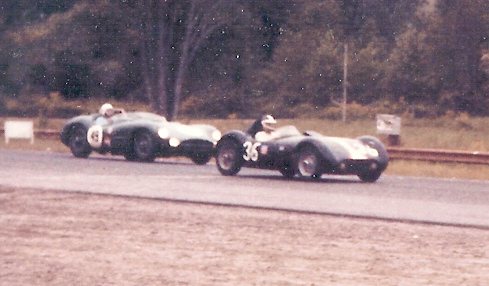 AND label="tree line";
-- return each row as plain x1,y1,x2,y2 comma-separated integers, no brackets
1,0,489,119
